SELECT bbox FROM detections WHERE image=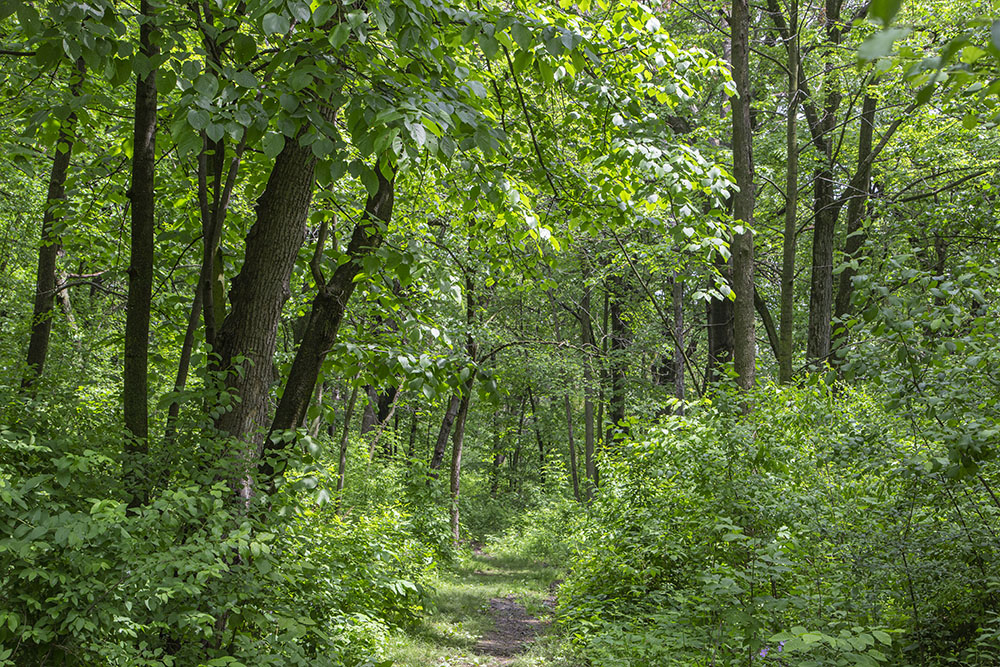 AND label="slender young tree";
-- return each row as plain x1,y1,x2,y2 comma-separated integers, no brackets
778,0,800,384
22,59,85,390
